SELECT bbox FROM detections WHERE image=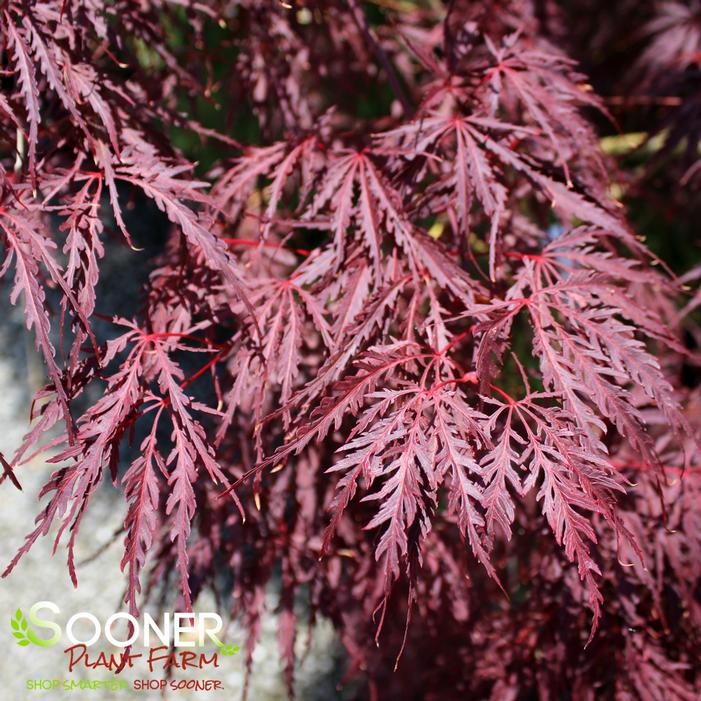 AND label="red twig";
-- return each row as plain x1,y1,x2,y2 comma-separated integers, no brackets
222,237,312,257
